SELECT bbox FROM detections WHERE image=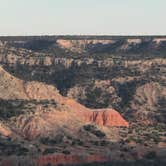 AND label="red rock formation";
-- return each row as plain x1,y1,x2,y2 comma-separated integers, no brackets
90,109,129,127
64,99,129,127
13,97,129,139
37,154,110,166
